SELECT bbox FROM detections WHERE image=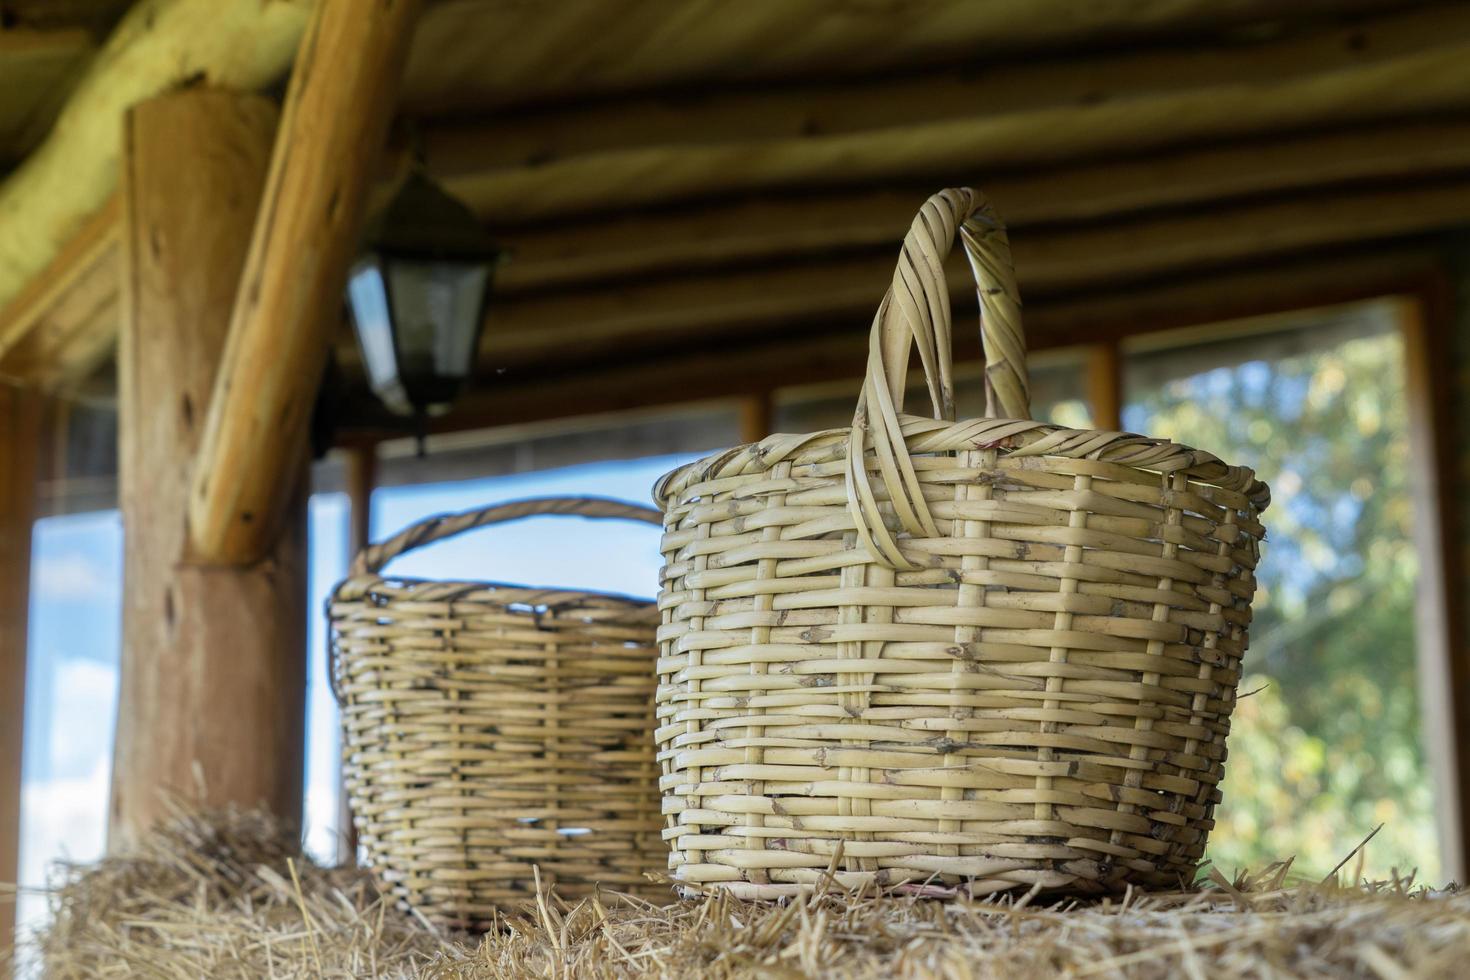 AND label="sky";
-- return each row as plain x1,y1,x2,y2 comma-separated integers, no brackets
14,450,697,944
